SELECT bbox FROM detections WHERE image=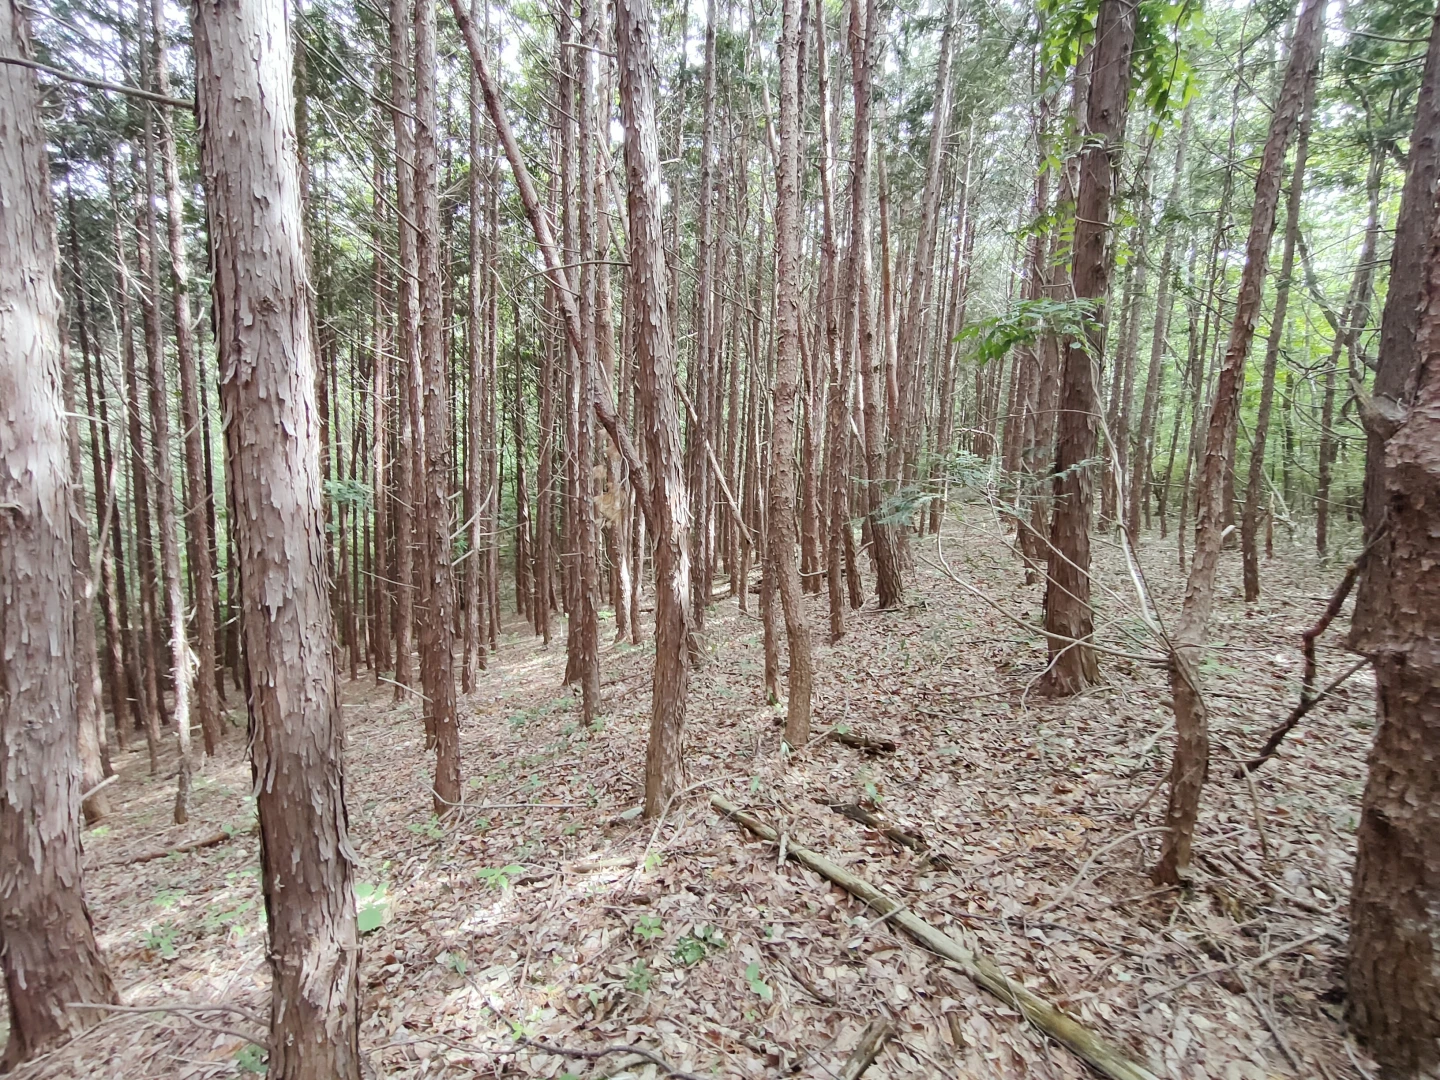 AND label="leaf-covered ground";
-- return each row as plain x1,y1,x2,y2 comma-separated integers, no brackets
5,508,1381,1079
